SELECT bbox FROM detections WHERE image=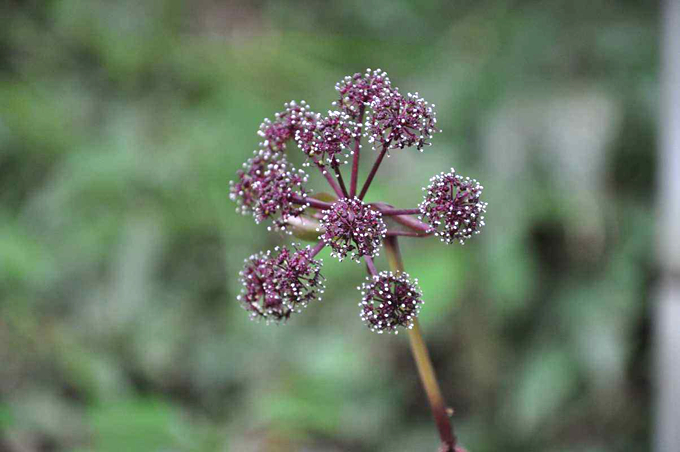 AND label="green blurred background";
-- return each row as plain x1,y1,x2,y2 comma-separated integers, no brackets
0,1,660,451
